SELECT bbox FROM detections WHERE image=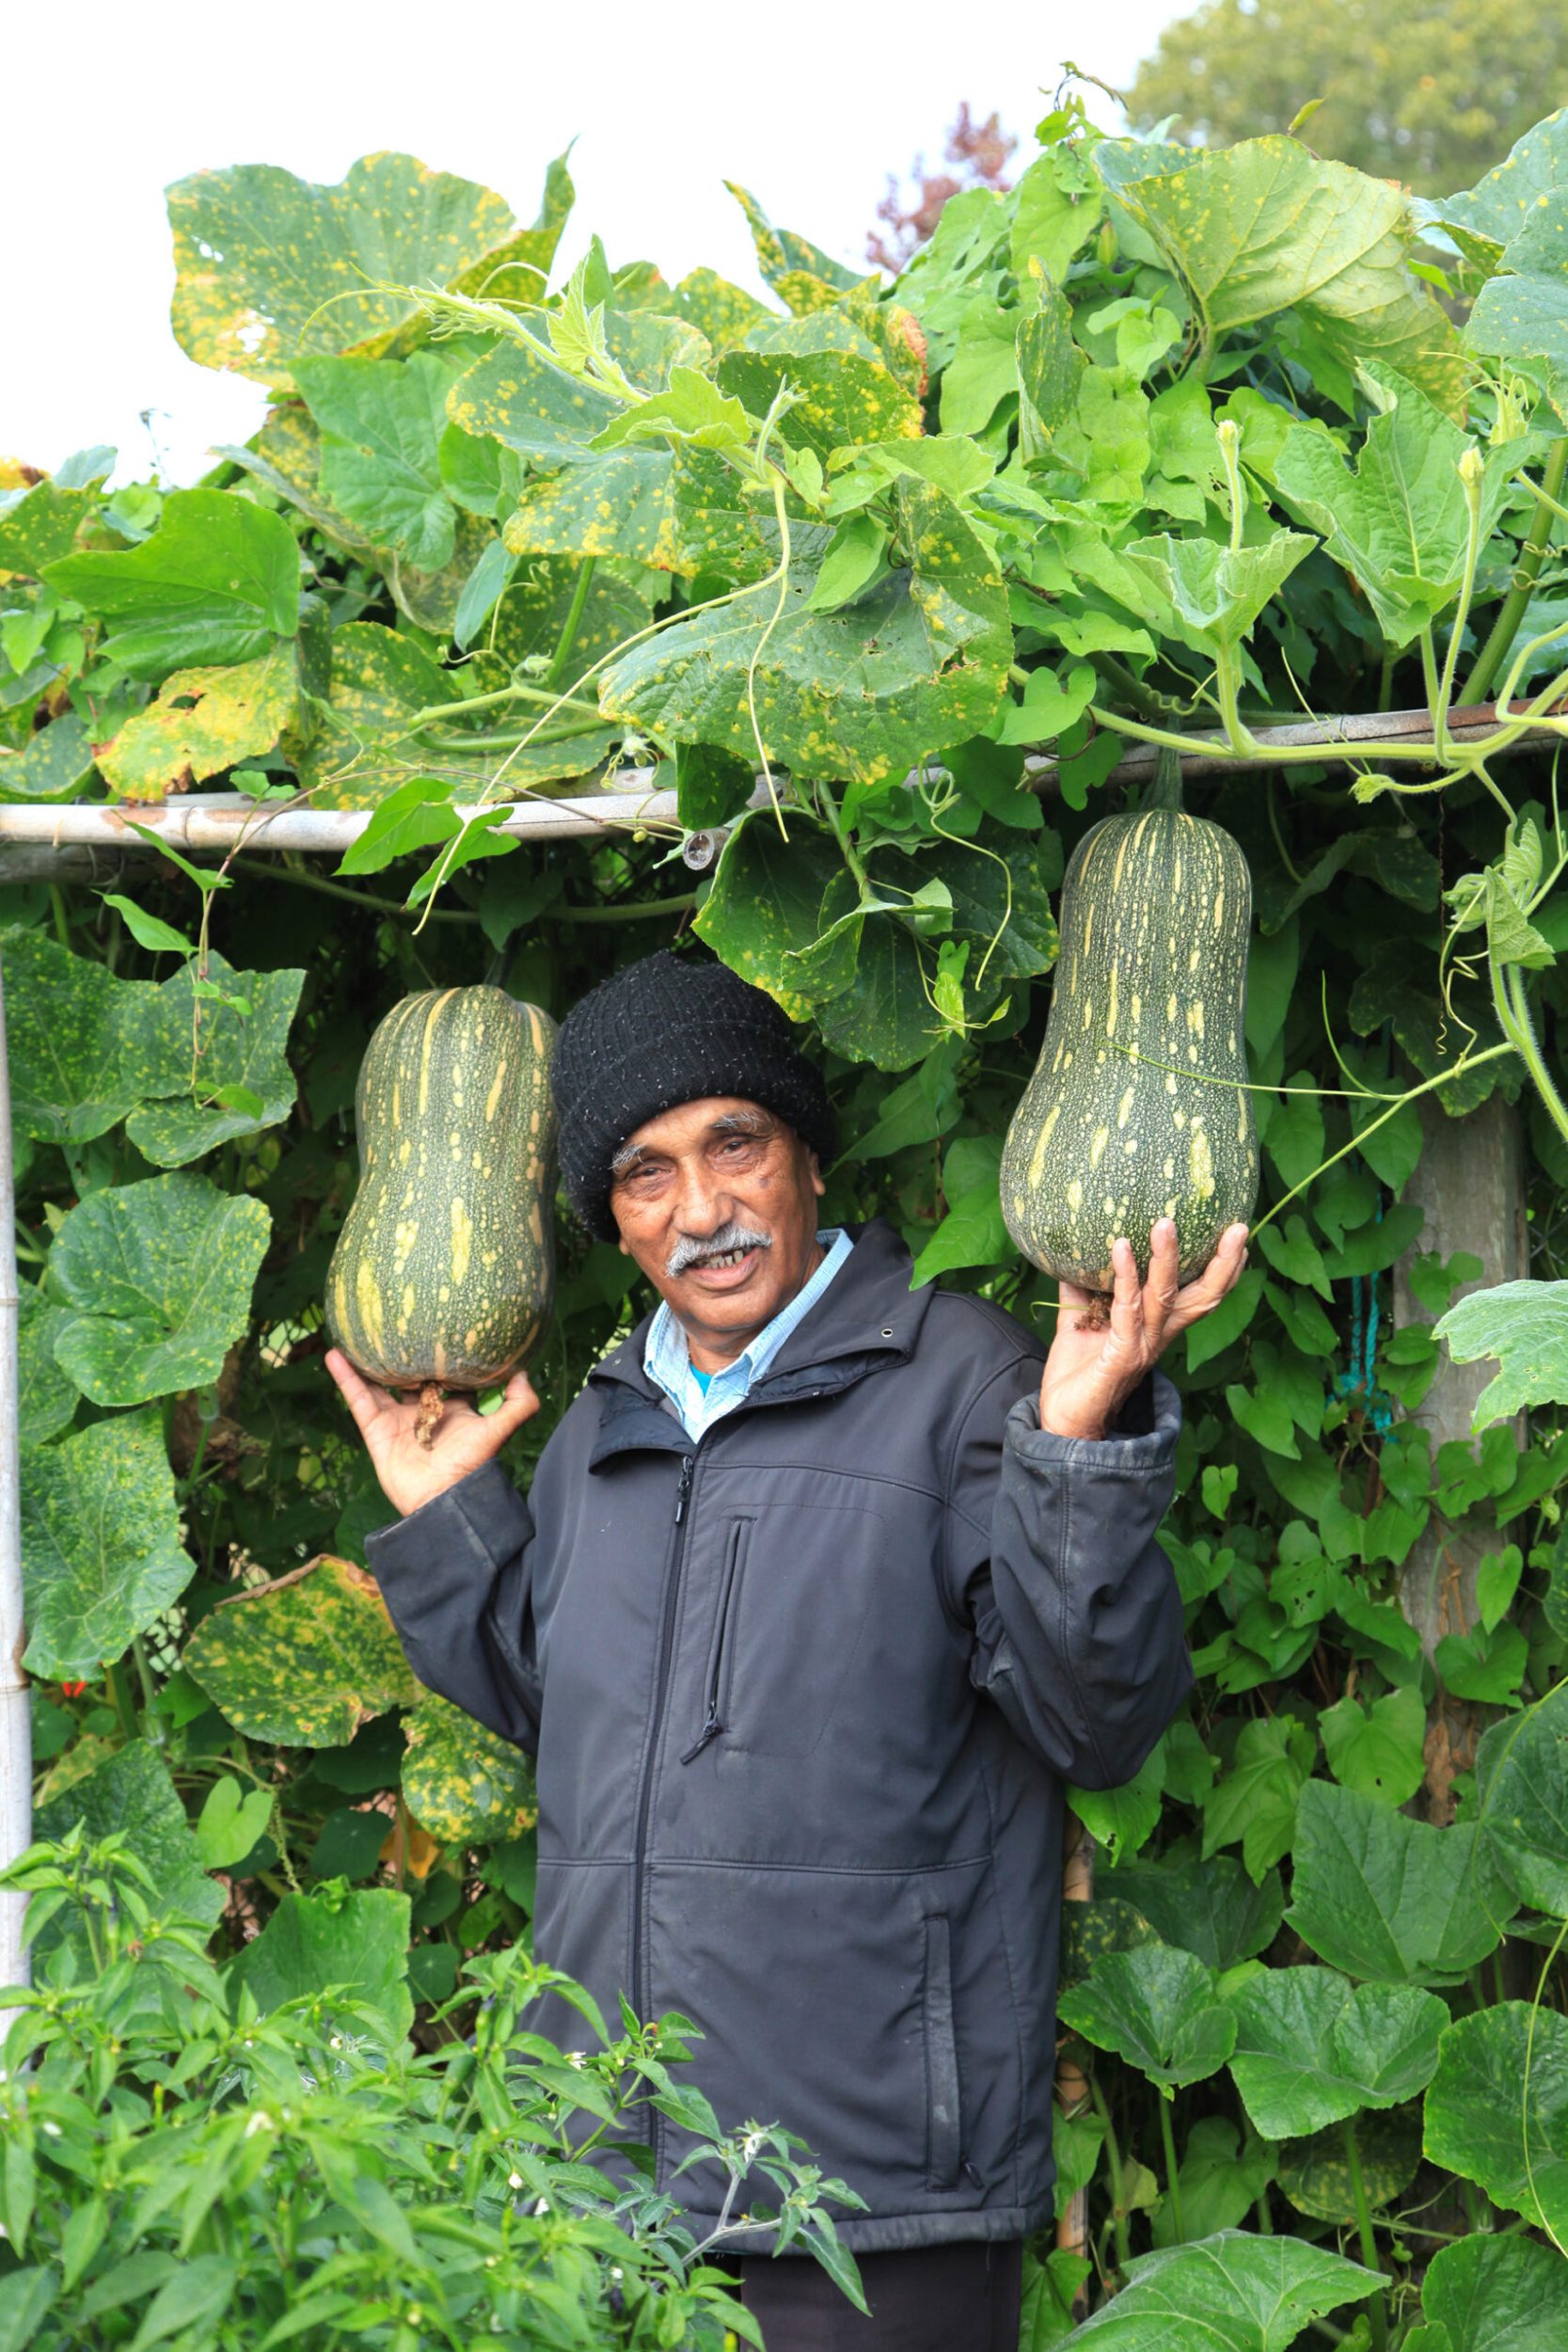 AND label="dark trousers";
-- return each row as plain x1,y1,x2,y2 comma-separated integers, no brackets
721,2239,1023,2351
